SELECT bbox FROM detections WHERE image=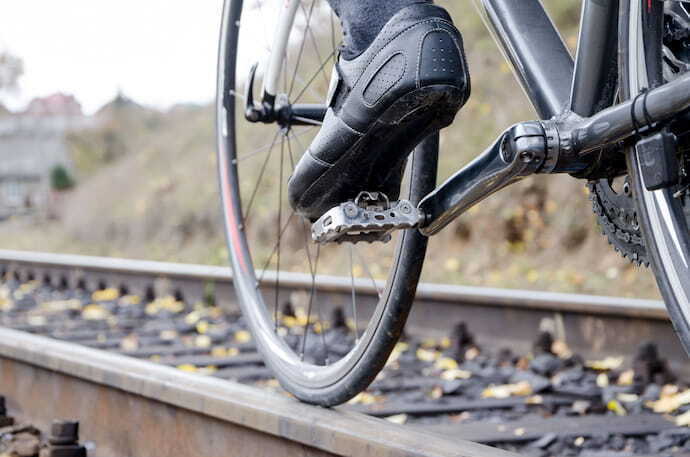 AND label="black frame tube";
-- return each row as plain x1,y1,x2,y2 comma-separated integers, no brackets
570,0,620,116
477,0,574,119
